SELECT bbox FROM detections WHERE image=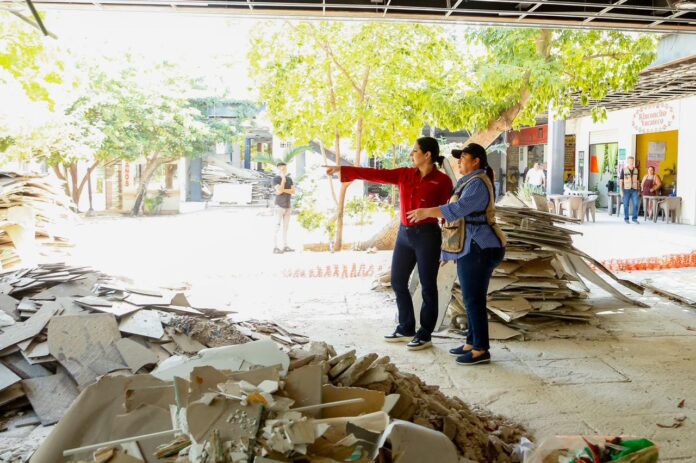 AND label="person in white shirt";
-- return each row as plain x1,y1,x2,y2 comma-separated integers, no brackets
525,163,546,194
